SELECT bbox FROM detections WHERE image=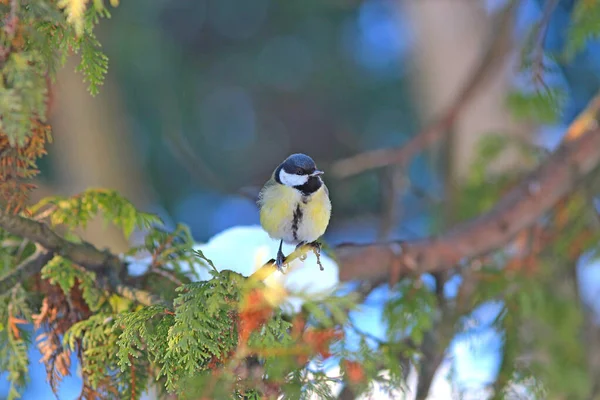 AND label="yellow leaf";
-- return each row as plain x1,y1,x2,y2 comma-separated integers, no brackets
58,0,89,36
